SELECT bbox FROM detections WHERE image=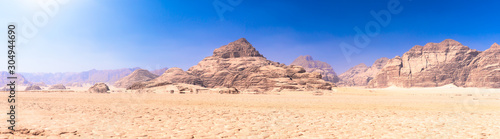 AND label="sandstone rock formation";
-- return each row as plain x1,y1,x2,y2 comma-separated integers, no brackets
128,68,203,90
187,38,334,92
129,38,334,93
464,43,500,88
88,83,110,93
49,84,66,90
290,55,340,83
152,68,203,85
369,39,499,88
25,85,42,91
338,57,389,86
114,69,159,88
